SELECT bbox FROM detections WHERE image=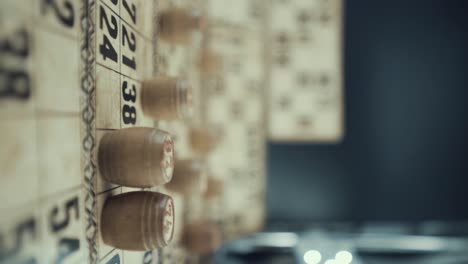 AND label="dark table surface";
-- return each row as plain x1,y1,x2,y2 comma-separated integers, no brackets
215,224,468,264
